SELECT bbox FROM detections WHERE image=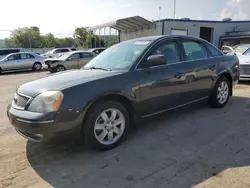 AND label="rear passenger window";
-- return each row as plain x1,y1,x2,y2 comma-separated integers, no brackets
81,52,94,58
204,43,223,57
182,41,208,61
